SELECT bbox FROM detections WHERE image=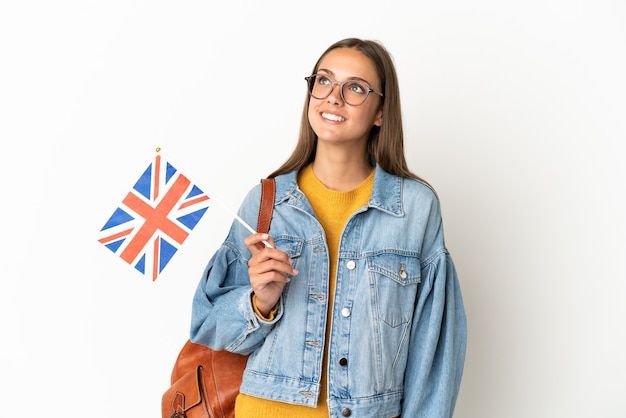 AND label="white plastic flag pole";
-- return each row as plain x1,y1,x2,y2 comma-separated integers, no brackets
206,191,274,249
